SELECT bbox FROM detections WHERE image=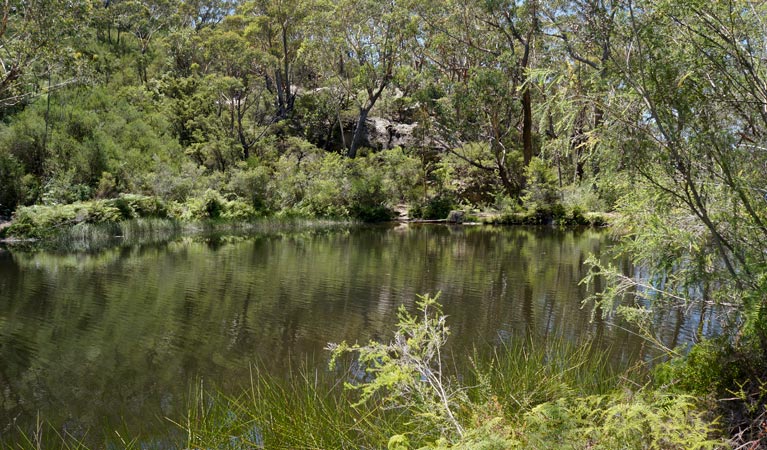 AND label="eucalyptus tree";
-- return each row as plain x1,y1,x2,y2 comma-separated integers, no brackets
313,0,418,158
179,0,236,30
411,0,544,198
102,0,181,83
0,0,94,110
240,0,310,121
171,13,275,166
